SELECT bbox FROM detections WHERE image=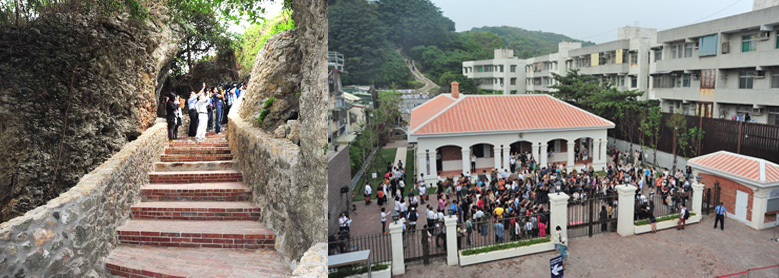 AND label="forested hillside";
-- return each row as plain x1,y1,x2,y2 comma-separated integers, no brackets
328,0,593,92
